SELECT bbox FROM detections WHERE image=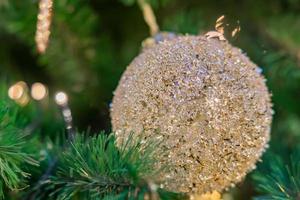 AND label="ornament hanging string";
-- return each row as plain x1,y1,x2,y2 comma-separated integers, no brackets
35,0,53,54
137,0,159,36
